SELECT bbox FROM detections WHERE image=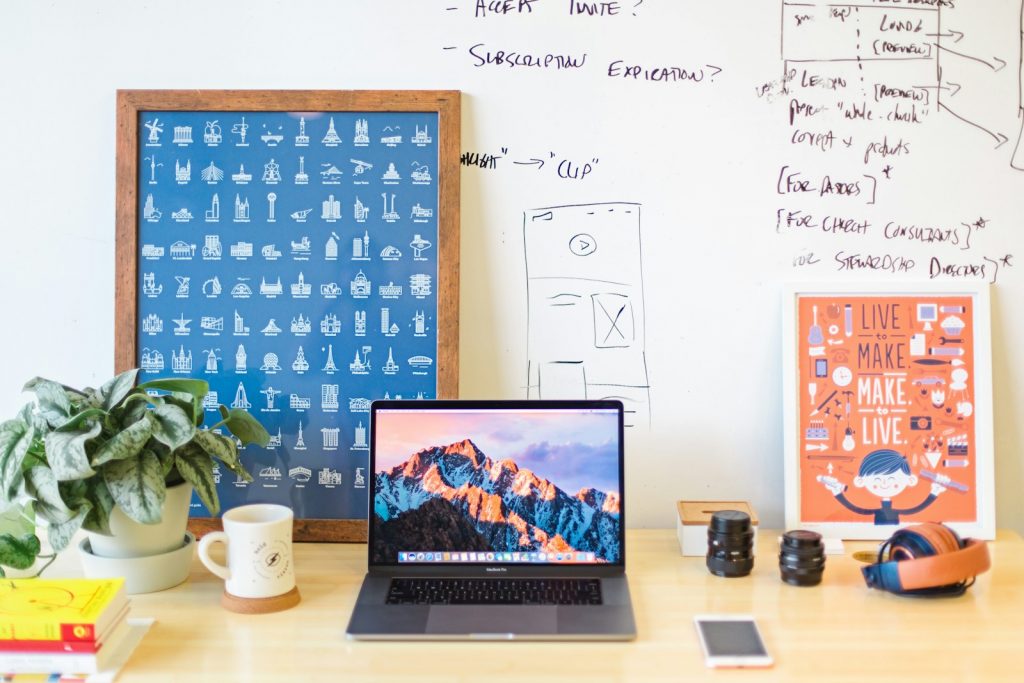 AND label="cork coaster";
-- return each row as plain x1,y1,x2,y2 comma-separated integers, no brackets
221,586,301,614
